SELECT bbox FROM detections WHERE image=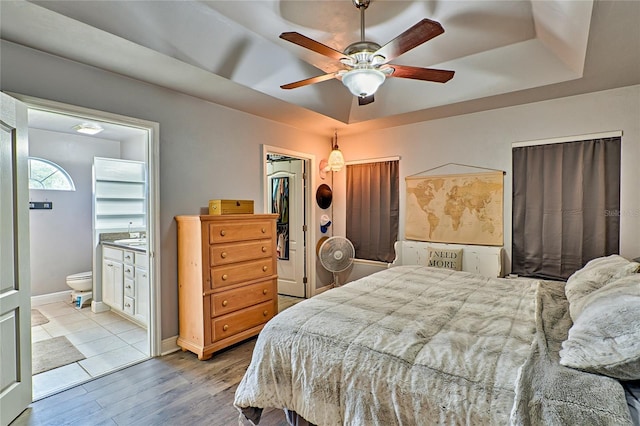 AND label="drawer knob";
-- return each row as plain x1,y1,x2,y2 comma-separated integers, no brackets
261,227,266,233
263,310,268,316
223,324,229,331
222,300,228,307
220,230,226,236
262,266,268,272
126,285,132,289
221,252,227,258
263,289,268,295
261,246,267,252
222,274,228,281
